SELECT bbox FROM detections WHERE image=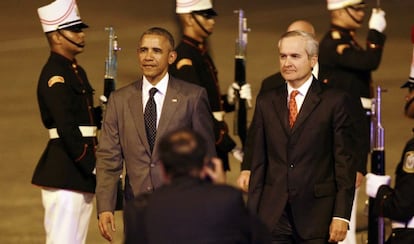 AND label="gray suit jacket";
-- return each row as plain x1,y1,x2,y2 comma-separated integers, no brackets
96,75,216,213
